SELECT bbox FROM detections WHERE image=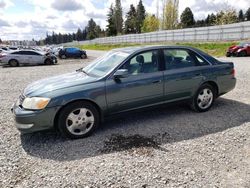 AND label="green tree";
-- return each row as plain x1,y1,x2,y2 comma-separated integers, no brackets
238,10,244,22
114,0,123,34
162,0,179,30
106,4,117,36
180,7,194,28
136,0,146,33
0,38,2,44
245,8,250,21
124,4,137,34
216,9,238,25
209,13,216,25
86,18,102,40
141,14,160,33
76,28,82,41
